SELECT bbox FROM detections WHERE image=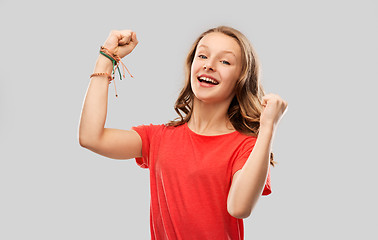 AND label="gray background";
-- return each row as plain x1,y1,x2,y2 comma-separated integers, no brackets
1,0,377,239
